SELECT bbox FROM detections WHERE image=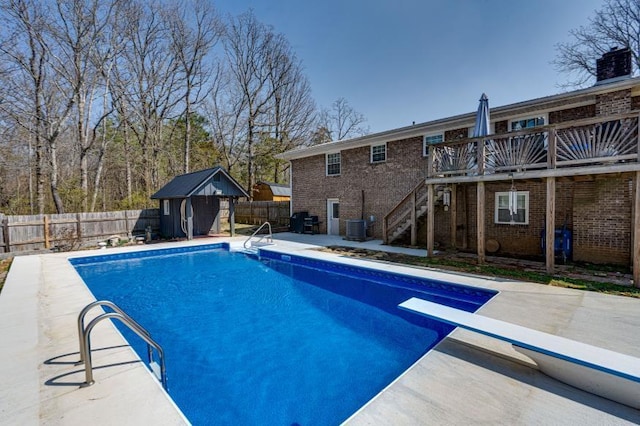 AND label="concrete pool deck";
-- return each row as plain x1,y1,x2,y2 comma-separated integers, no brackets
1,234,639,425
